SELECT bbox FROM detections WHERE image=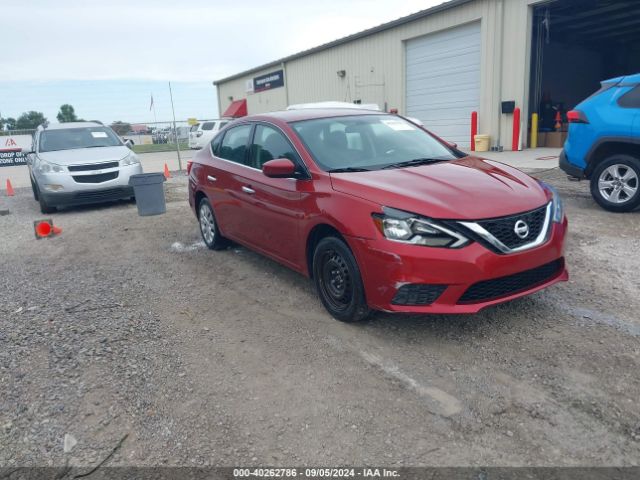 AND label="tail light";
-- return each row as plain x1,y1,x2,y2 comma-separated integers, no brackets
567,110,589,124
186,160,193,175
